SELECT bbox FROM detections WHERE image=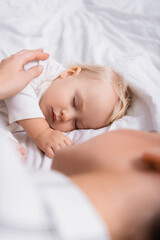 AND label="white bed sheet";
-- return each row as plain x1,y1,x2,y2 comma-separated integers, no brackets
0,0,160,169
